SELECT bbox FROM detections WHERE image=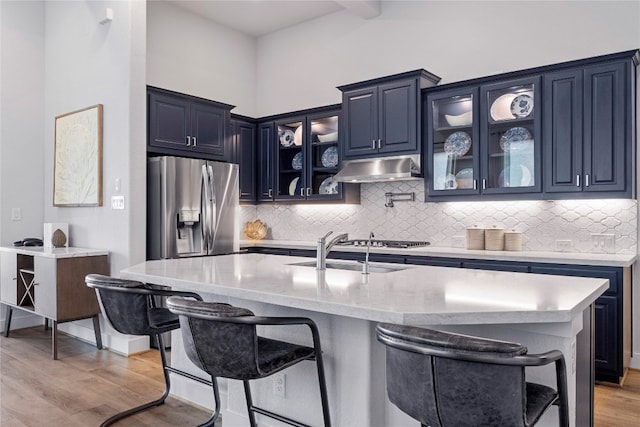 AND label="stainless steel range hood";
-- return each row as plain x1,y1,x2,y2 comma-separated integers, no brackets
333,155,421,183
